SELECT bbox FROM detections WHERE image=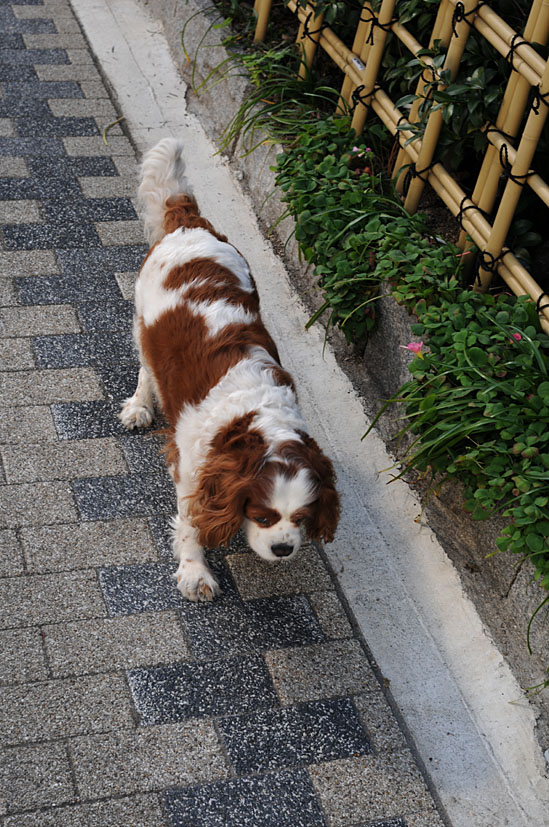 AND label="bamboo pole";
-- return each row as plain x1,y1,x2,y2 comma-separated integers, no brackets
339,2,372,111
402,0,479,214
475,57,549,291
393,0,453,192
288,1,325,79
457,0,548,248
349,0,397,135
253,0,273,43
